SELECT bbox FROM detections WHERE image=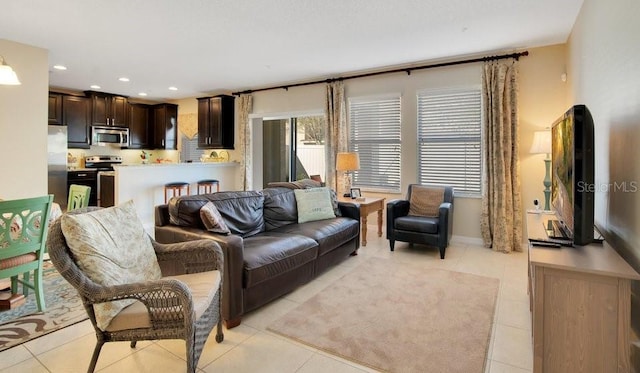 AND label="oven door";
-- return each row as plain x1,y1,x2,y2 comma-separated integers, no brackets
67,170,98,206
